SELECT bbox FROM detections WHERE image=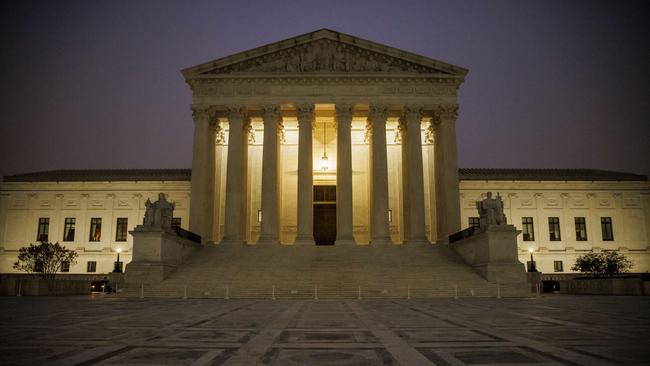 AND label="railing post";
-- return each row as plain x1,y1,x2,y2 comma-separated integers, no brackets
454,285,458,299
140,283,144,299
272,285,276,300
407,285,411,300
183,285,188,300
314,285,318,300
358,285,361,300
